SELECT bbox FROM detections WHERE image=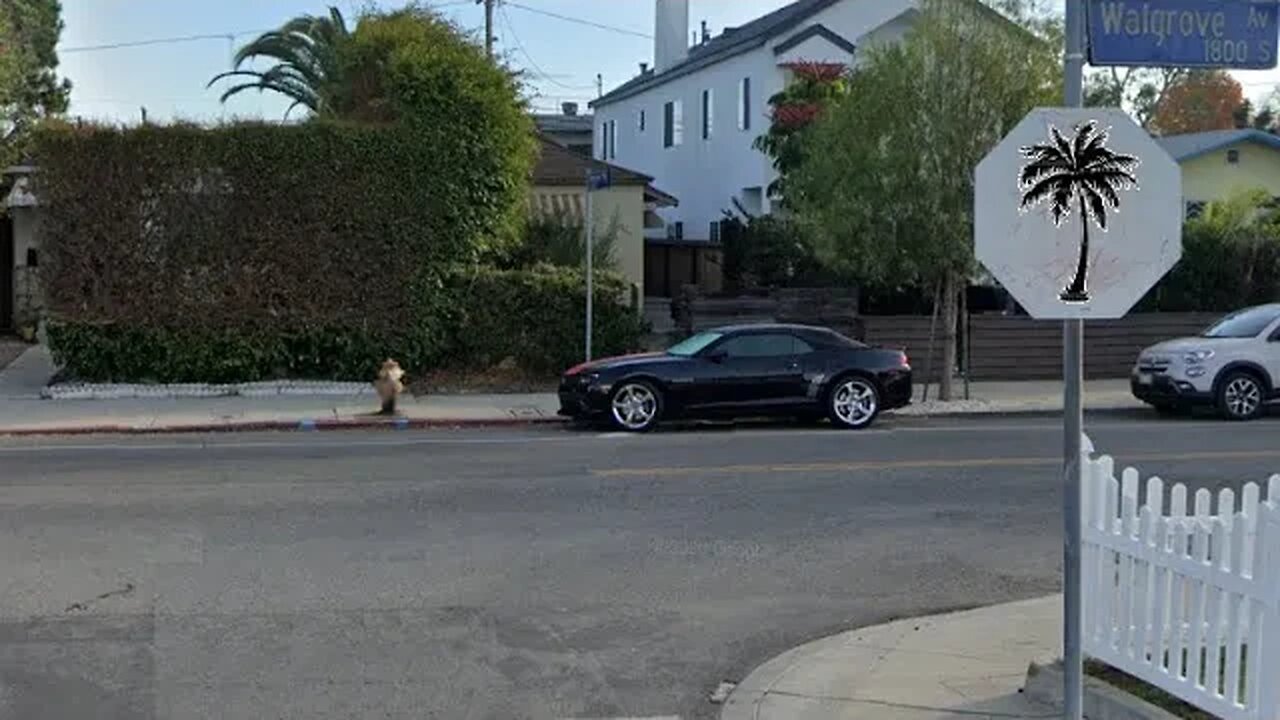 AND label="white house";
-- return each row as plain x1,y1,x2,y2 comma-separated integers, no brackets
590,0,918,246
